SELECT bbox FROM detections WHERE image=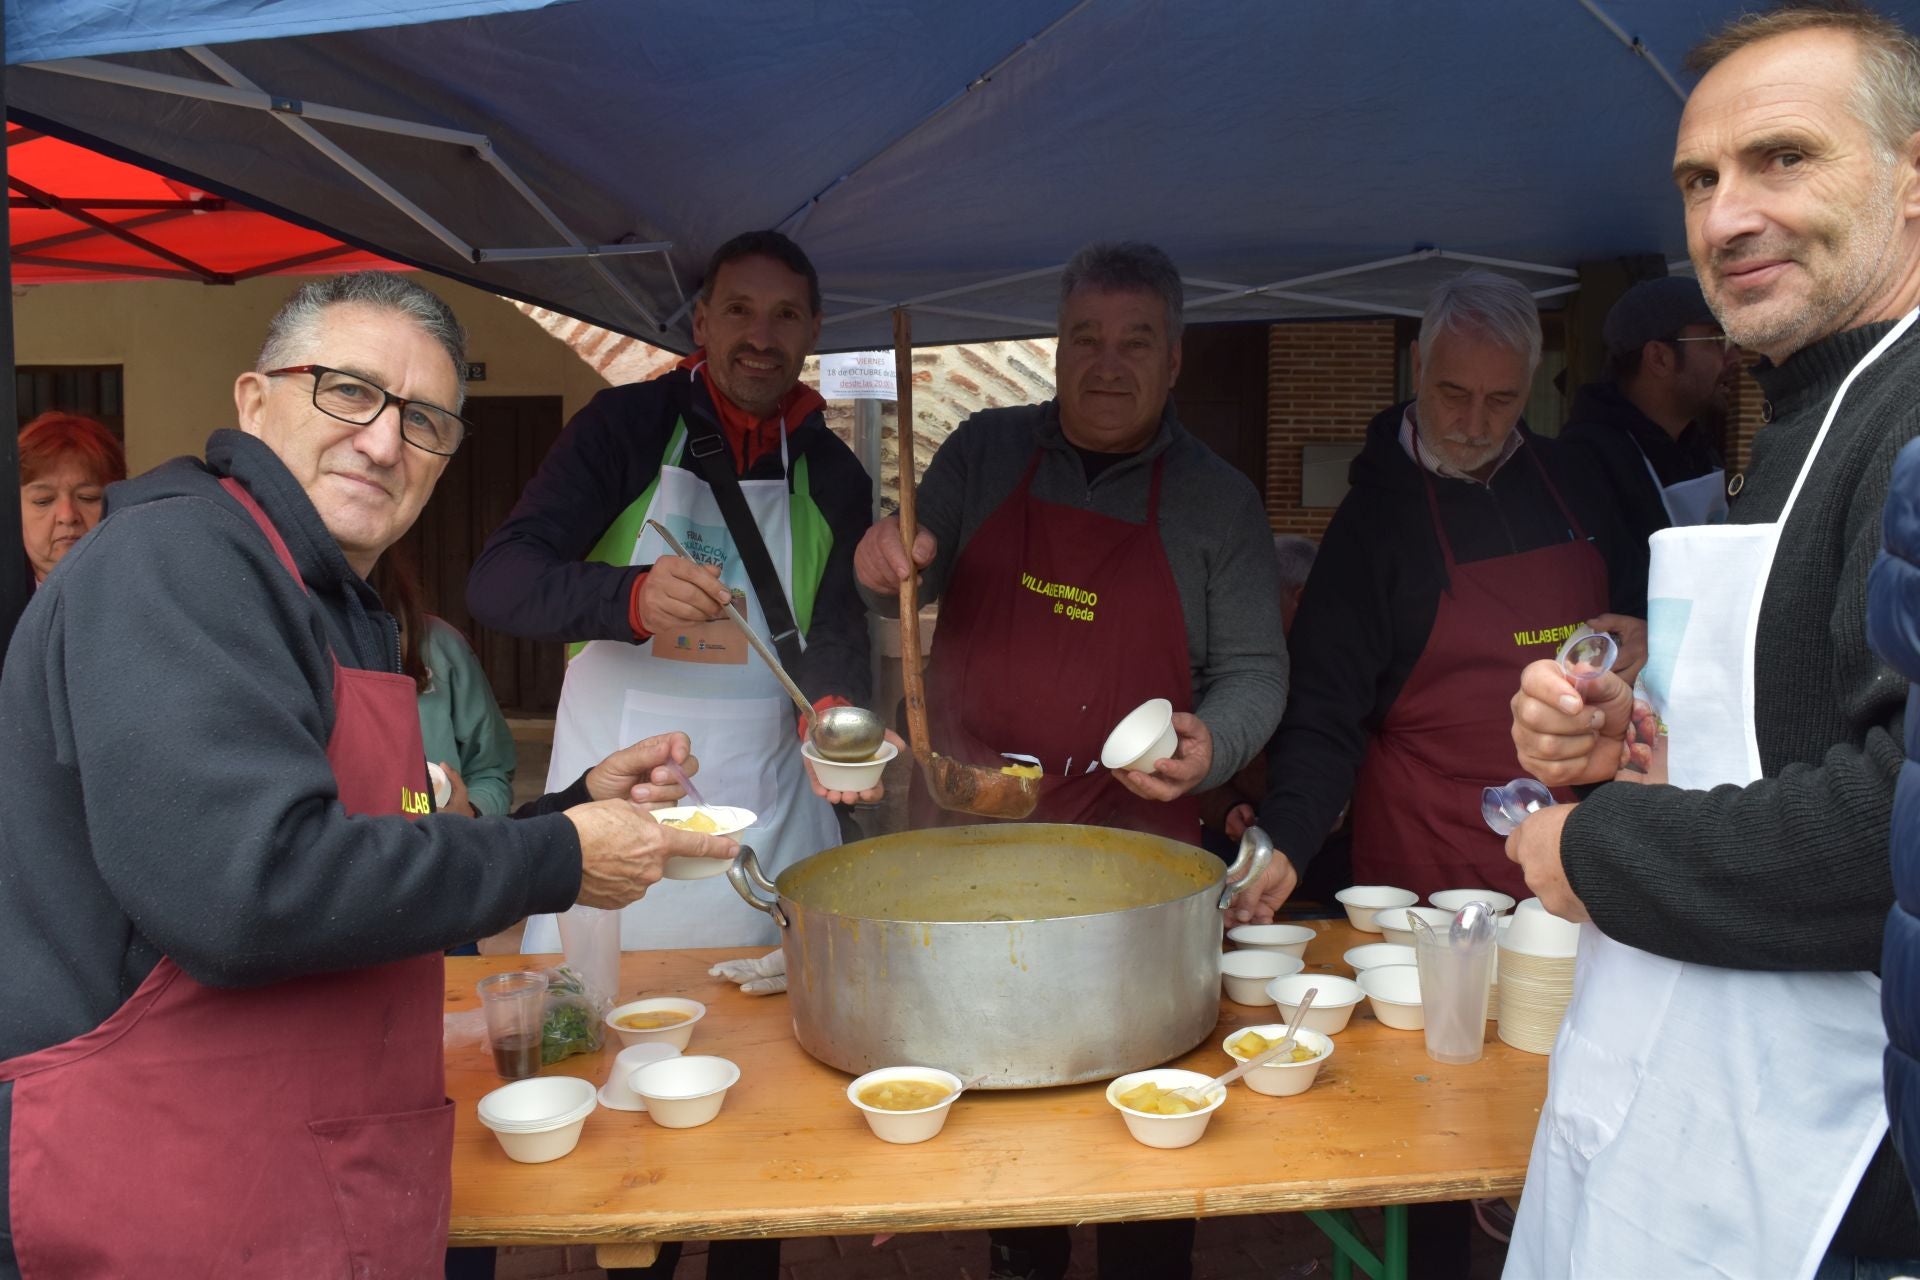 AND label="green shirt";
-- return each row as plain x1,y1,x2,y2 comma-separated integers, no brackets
418,617,517,816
